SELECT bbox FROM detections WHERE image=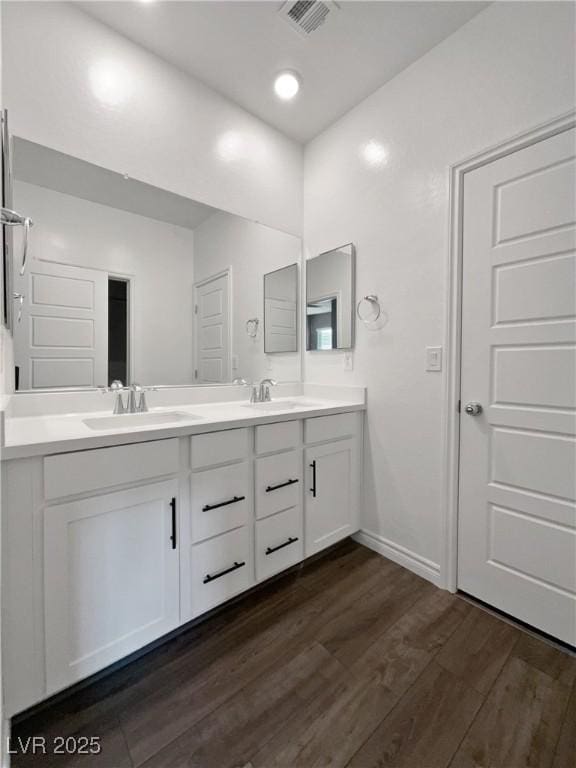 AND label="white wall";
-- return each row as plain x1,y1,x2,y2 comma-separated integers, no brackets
194,211,301,384
14,181,196,386
2,1,302,236
303,1,576,582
